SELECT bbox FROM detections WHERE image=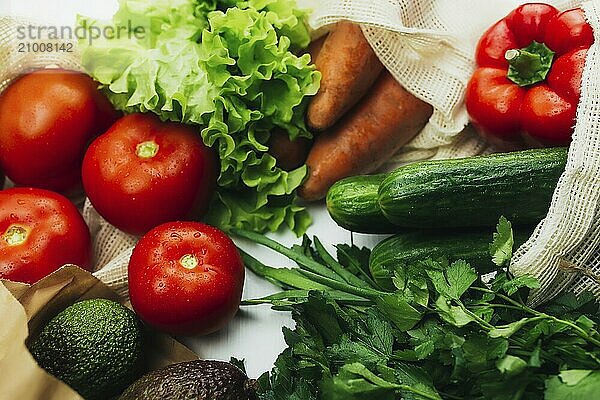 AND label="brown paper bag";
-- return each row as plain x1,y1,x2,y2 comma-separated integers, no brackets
0,265,198,400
